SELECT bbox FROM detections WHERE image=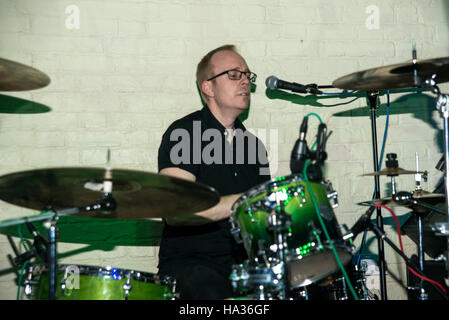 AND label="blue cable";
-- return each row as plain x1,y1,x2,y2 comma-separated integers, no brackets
355,90,390,266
